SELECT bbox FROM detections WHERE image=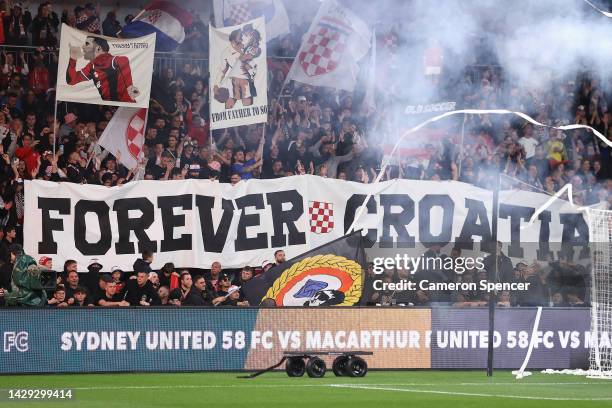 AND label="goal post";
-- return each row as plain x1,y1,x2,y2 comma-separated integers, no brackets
518,207,612,379
587,208,612,378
